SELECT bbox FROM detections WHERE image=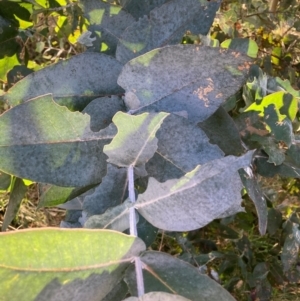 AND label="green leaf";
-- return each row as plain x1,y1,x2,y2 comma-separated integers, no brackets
83,164,128,215
239,169,267,235
104,112,169,168
263,105,294,147
282,229,299,272
0,229,145,301
0,54,20,82
125,251,236,301
78,0,135,55
267,208,282,235
198,106,244,156
221,38,259,58
83,96,125,132
245,92,298,122
116,0,220,63
124,292,192,301
118,45,252,123
136,152,253,231
146,114,224,182
0,95,116,186
84,199,135,232
1,177,27,231
2,52,124,111
0,171,11,190
119,0,169,20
